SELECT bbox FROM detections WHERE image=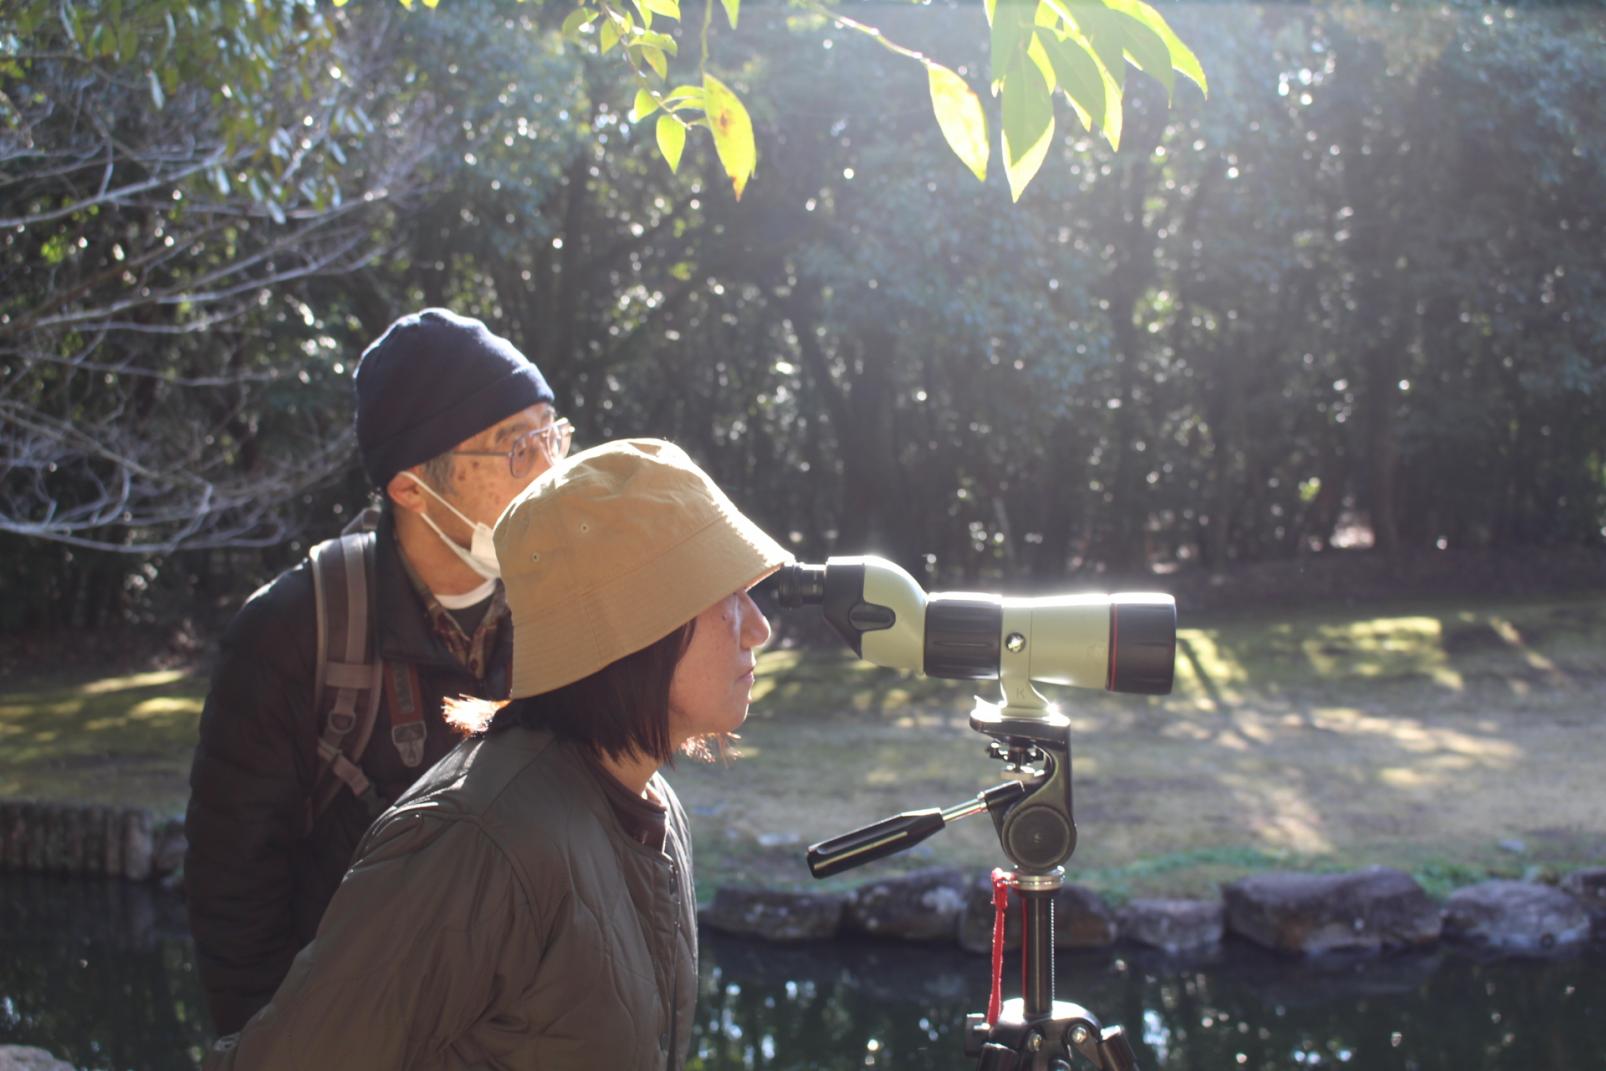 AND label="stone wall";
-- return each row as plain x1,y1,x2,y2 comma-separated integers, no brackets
703,865,1606,959
0,800,184,882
